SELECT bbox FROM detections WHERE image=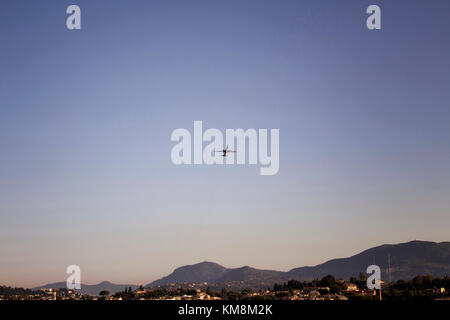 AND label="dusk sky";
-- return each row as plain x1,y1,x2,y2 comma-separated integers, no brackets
1,0,450,288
